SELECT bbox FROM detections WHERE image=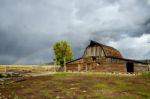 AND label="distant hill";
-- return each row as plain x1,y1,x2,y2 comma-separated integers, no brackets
44,62,54,65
